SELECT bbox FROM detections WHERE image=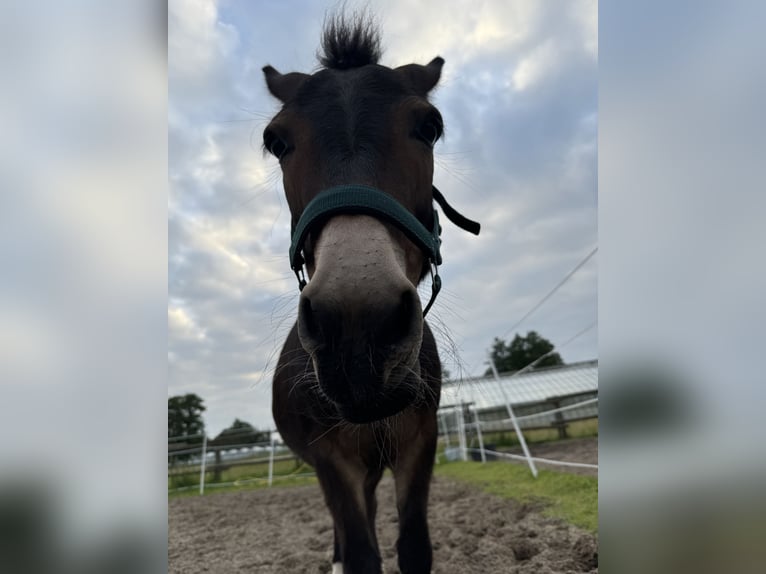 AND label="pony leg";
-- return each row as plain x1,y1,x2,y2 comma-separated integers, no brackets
332,524,342,573
316,459,382,574
364,466,384,551
392,418,438,574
